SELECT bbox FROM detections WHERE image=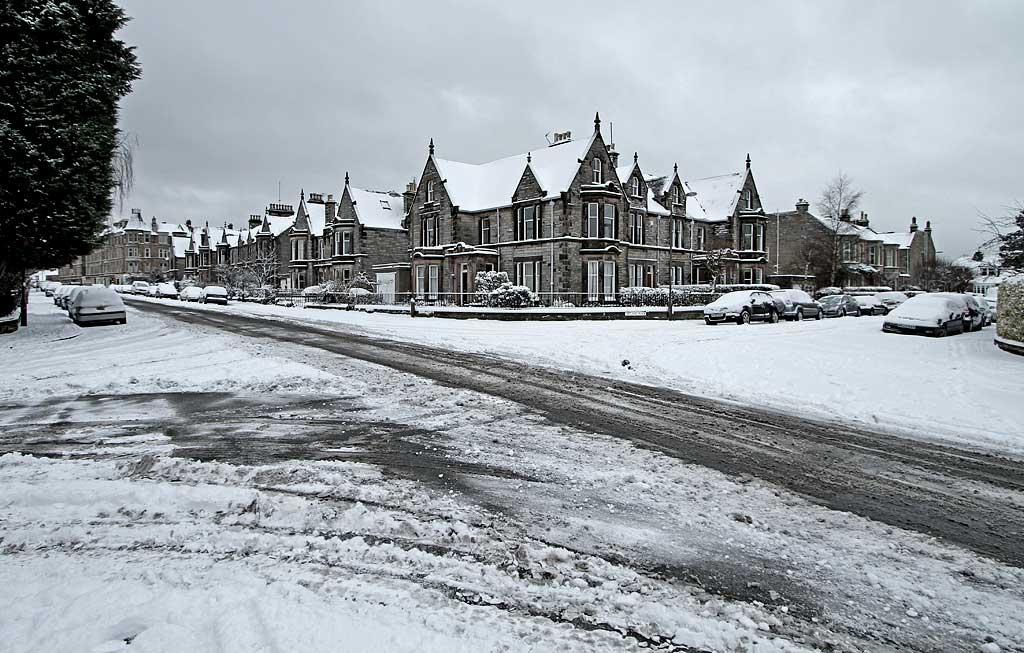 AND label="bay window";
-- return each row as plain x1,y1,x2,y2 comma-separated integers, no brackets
515,260,541,292
342,231,352,255
603,204,615,239
416,266,425,298
630,177,640,197
517,205,538,240
587,203,599,237
671,218,684,248
592,157,602,183
603,261,615,298
428,264,439,299
587,261,600,301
